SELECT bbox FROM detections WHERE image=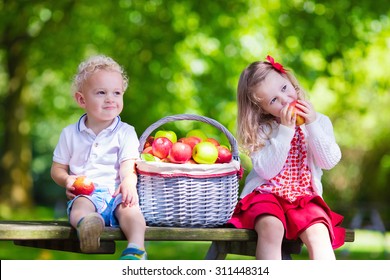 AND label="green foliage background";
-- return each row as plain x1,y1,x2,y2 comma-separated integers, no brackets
0,0,389,230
